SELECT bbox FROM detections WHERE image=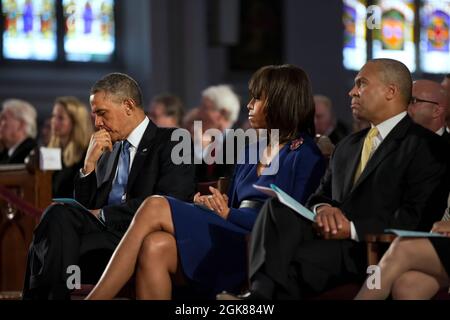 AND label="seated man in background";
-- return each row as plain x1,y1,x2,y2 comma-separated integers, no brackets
411,79,450,214
0,99,37,164
183,84,241,182
22,72,195,300
148,93,184,128
408,79,449,143
314,94,350,145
